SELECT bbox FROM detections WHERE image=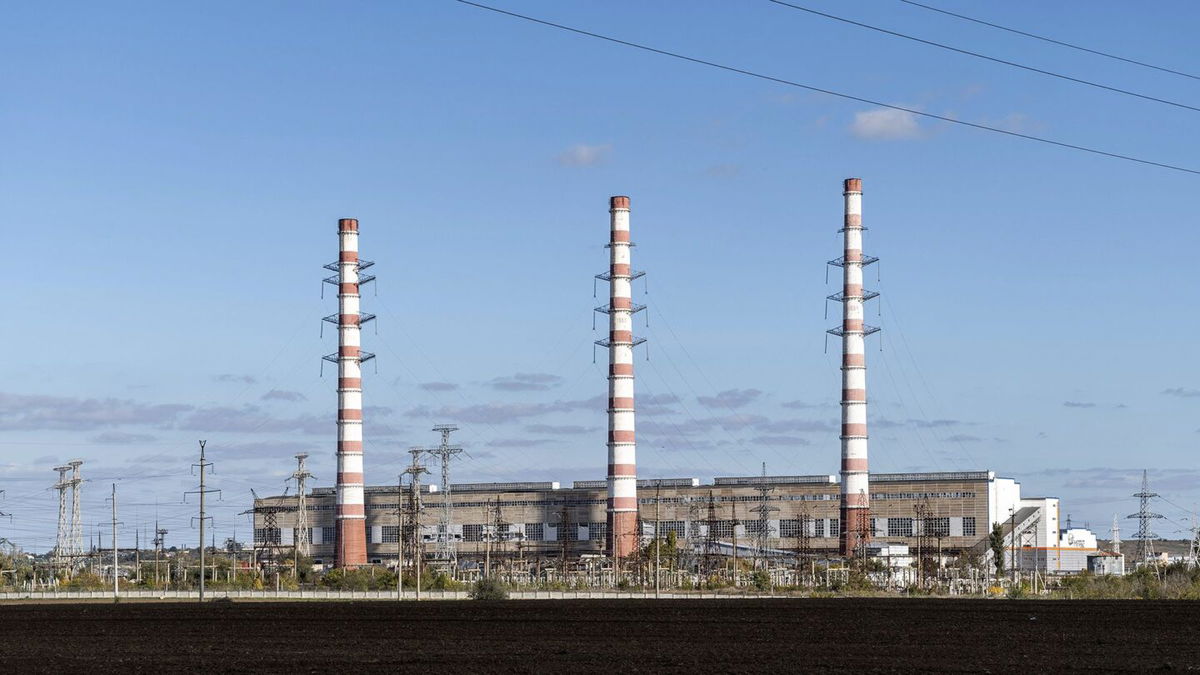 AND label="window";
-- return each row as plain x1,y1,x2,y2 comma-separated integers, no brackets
779,519,801,539
829,519,839,537
255,528,281,544
563,524,580,542
382,526,400,543
322,527,335,544
743,519,767,535
888,518,914,538
814,519,825,538
962,517,977,537
710,521,734,539
588,522,607,542
659,520,686,538
926,517,950,538
463,524,484,542
525,523,544,542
